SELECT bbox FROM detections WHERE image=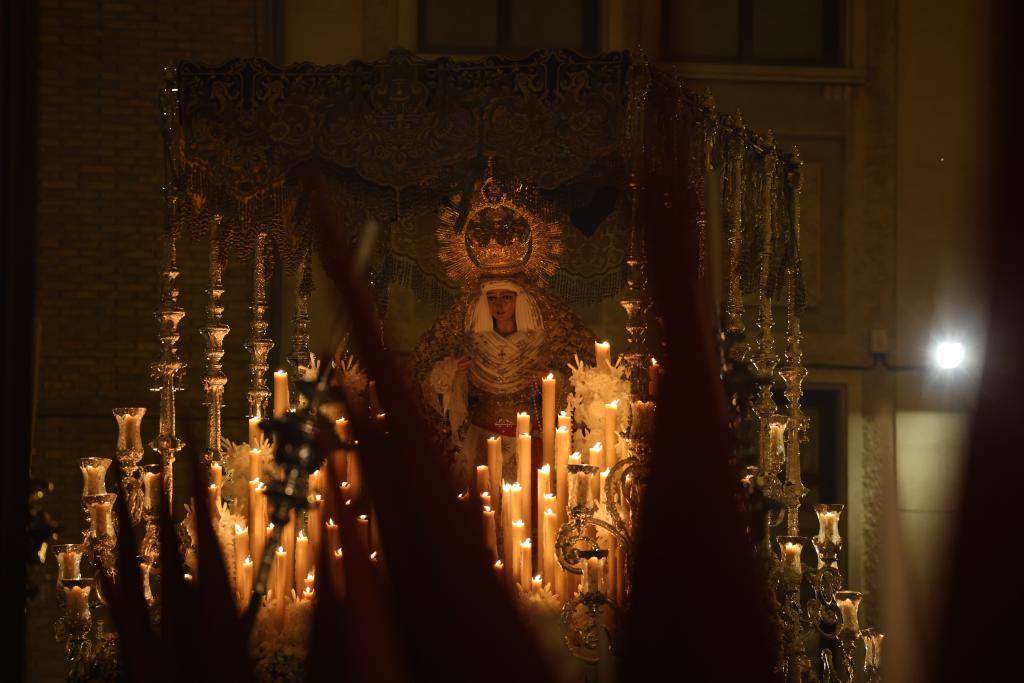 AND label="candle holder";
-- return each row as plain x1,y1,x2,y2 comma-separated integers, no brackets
52,543,85,586
55,578,94,677
862,628,884,683
113,407,147,524
79,457,111,498
141,464,162,561
84,493,117,574
560,549,618,663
